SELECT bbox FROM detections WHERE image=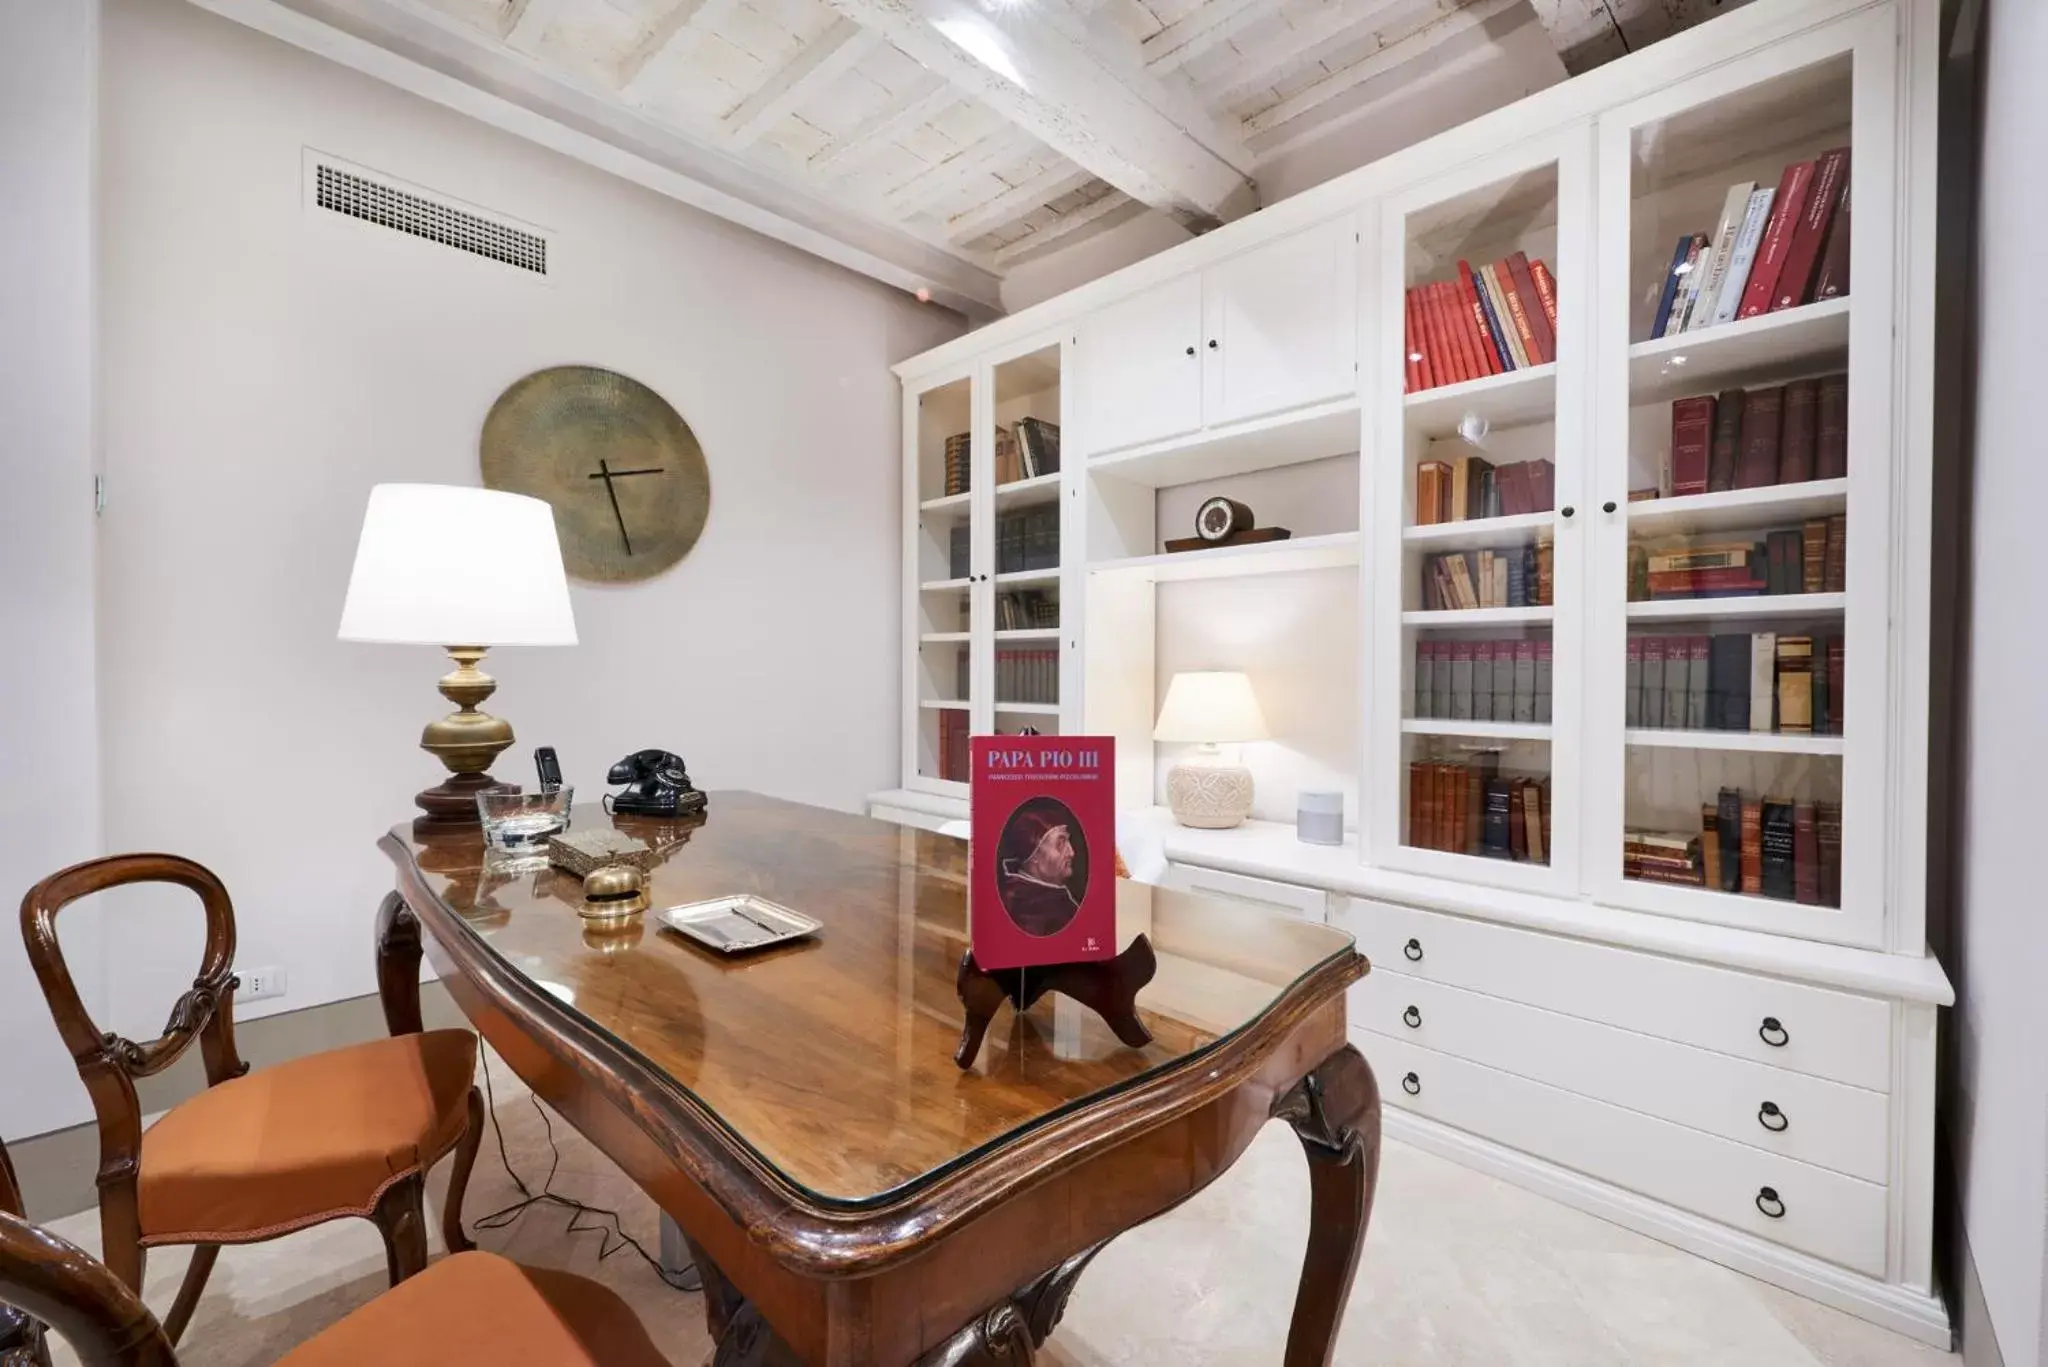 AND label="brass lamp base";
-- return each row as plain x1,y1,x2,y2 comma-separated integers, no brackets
412,645,519,836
